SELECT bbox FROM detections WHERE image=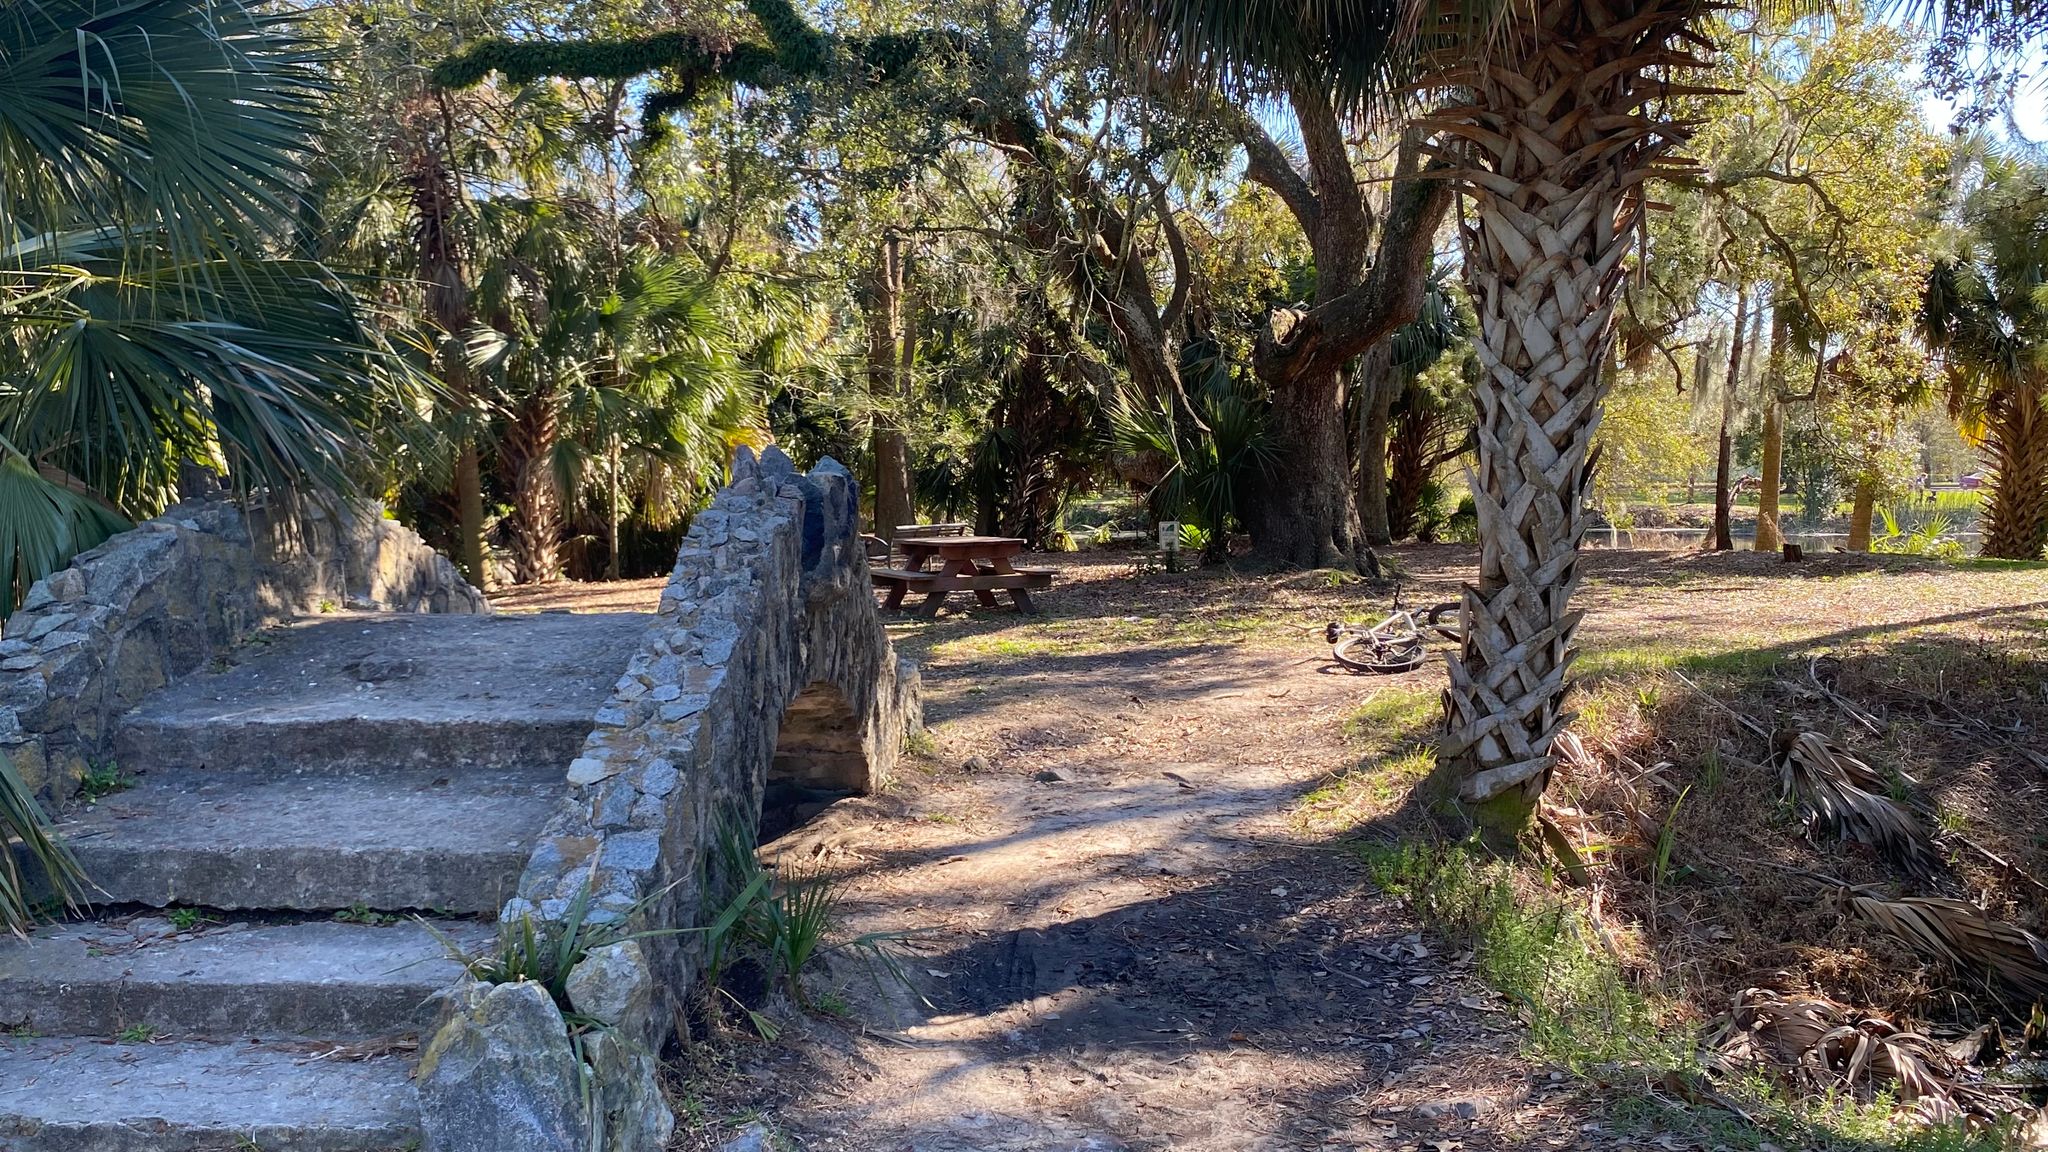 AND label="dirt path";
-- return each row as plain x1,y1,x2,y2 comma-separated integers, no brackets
651,552,1592,1152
